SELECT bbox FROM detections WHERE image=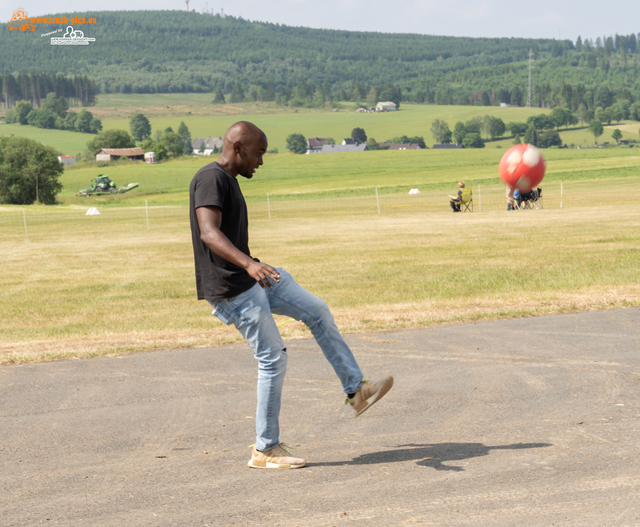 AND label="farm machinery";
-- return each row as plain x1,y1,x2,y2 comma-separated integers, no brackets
76,175,139,197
